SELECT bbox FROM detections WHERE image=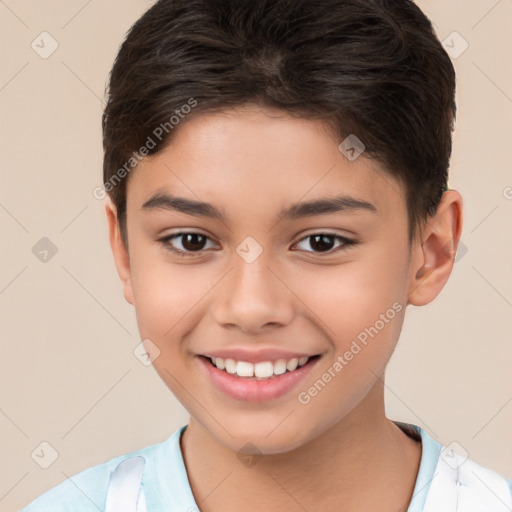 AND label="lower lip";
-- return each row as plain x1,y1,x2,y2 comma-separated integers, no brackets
198,356,319,403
